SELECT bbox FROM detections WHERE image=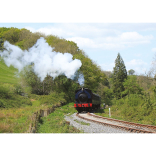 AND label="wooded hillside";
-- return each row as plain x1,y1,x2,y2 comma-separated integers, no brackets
0,27,109,104
1,27,156,129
